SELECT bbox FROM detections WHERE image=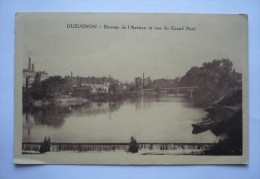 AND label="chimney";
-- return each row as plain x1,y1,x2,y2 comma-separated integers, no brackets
32,64,34,72
71,71,73,77
143,73,145,87
28,57,31,71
